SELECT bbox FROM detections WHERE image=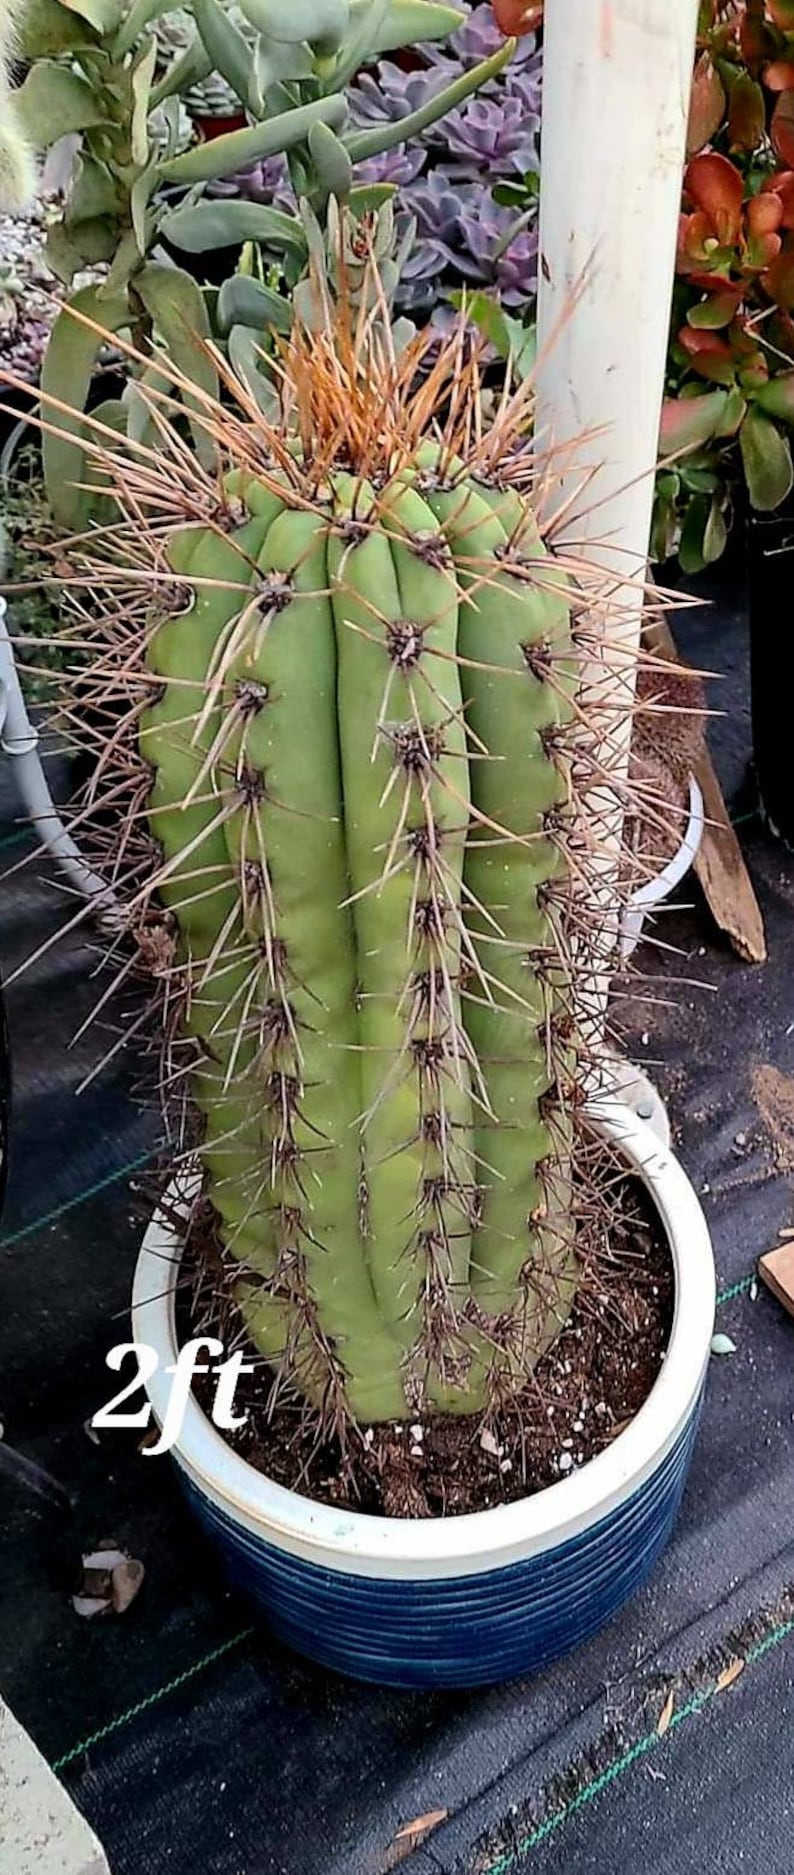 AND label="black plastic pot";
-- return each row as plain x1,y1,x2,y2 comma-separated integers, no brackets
0,965,9,1225
747,496,794,849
